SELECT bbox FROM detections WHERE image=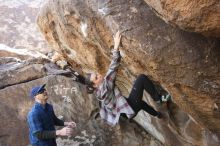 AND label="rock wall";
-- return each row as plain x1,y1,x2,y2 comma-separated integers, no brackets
37,0,220,145
143,0,220,37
